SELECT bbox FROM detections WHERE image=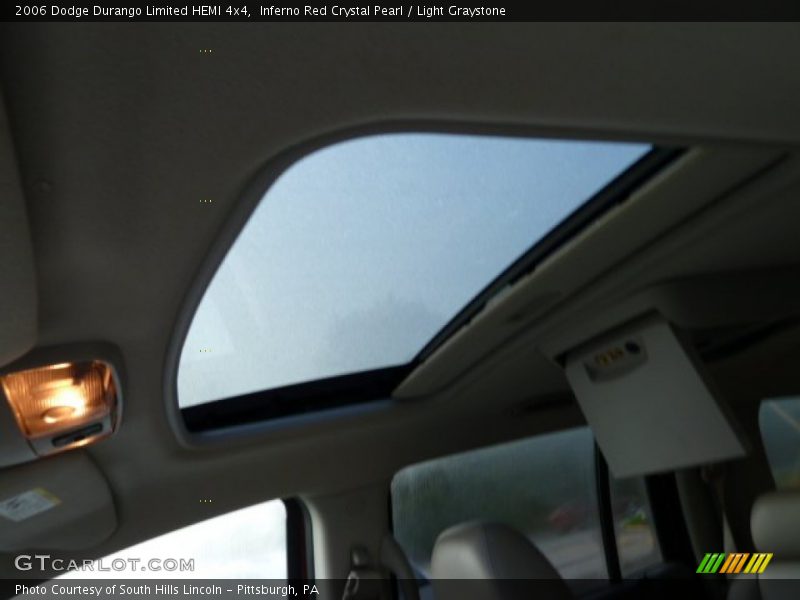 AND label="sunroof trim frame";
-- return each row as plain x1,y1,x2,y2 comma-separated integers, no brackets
163,123,679,446
182,365,410,432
